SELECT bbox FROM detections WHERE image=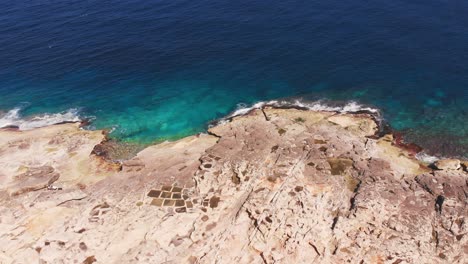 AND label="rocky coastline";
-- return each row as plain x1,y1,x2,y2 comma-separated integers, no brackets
0,107,466,263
